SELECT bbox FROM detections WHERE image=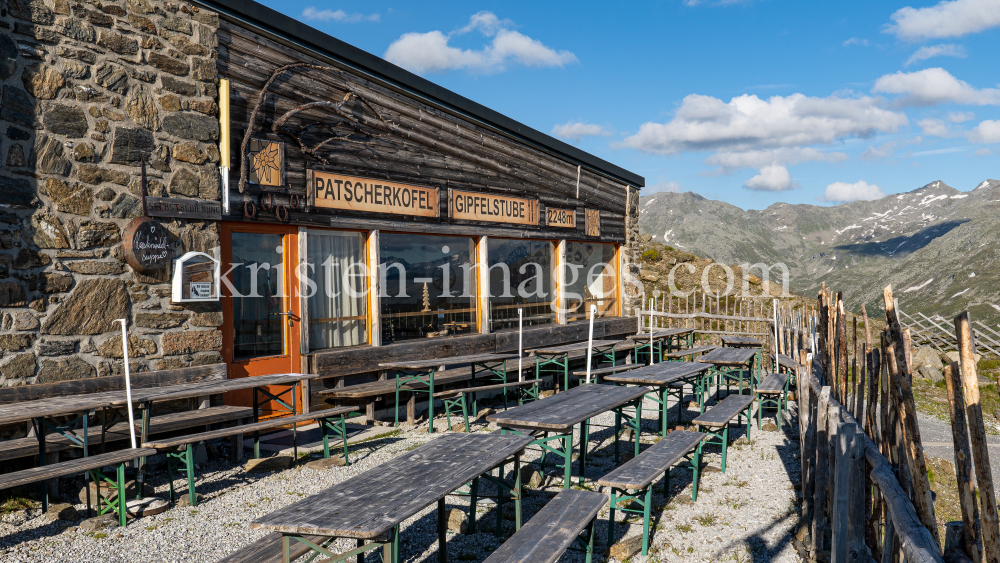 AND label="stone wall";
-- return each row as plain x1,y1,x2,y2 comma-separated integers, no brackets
0,0,224,391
